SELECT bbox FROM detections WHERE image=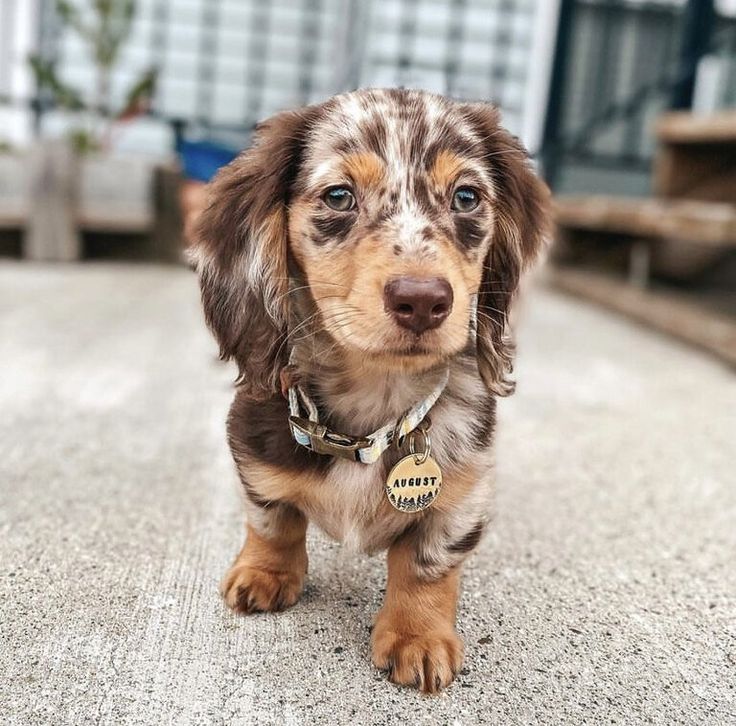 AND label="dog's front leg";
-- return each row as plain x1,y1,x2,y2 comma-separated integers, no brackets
371,535,465,693
221,499,308,615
